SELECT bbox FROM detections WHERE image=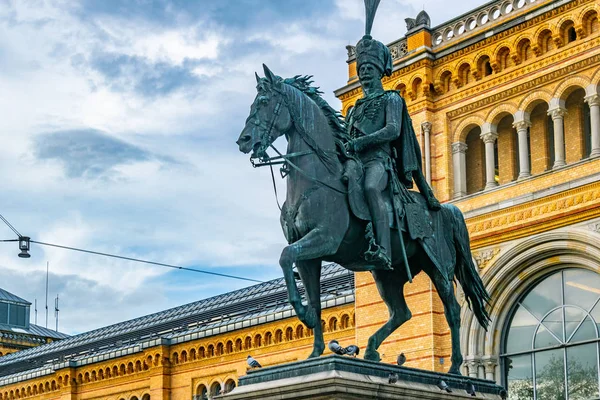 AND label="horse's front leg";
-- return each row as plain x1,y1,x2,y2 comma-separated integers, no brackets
296,259,324,358
280,227,340,358
279,245,307,323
